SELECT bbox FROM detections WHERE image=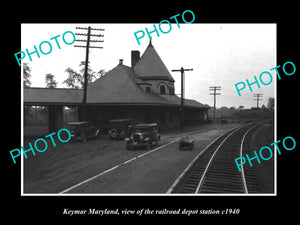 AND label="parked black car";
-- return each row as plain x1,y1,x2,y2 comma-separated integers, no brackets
125,123,161,150
179,137,194,150
108,119,134,139
66,122,100,142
